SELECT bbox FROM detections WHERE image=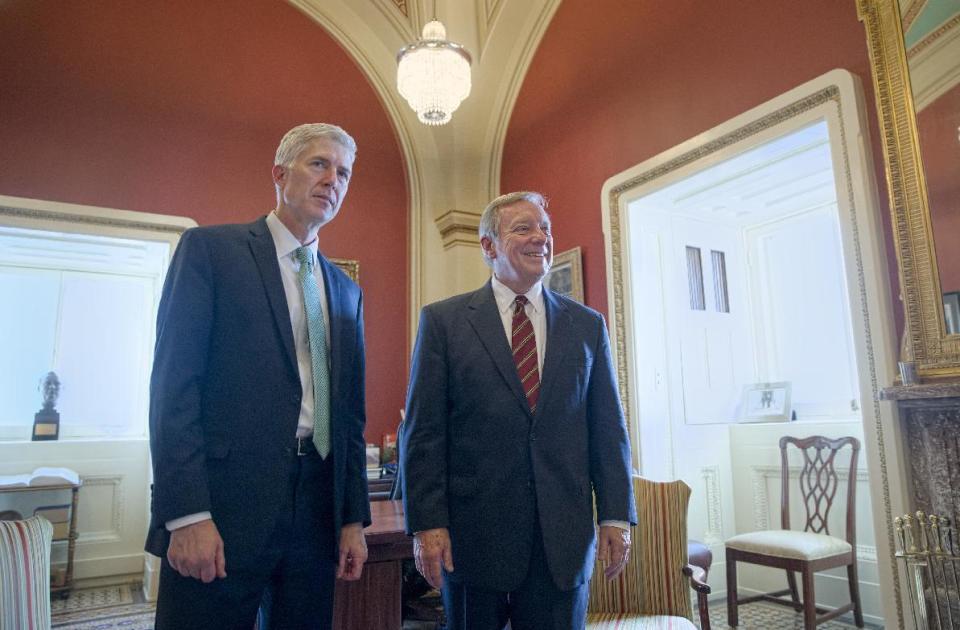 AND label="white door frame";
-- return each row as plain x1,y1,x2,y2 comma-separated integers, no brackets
599,69,909,627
